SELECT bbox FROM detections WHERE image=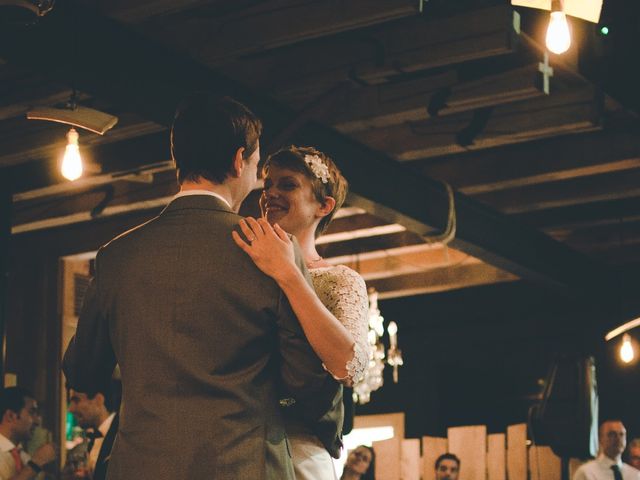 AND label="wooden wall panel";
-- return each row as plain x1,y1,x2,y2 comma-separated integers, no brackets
422,437,448,480
507,424,527,480
401,439,421,480
374,438,401,480
448,425,487,480
528,446,561,480
487,433,506,480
